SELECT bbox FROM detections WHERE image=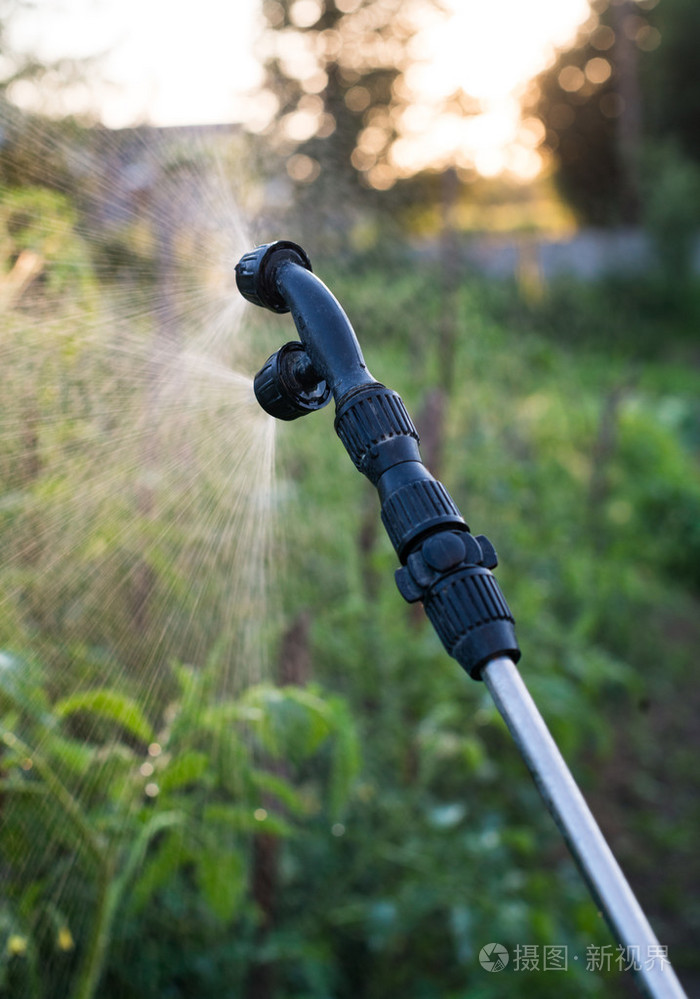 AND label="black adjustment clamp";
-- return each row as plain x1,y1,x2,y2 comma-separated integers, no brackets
395,531,519,680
